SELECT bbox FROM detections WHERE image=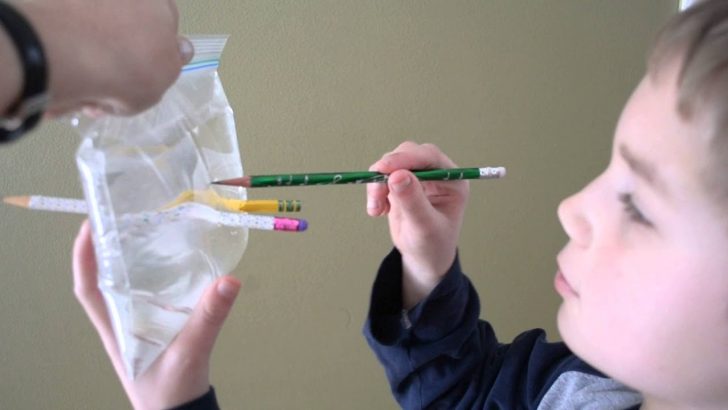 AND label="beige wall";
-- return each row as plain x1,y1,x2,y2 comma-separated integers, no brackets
0,1,675,408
